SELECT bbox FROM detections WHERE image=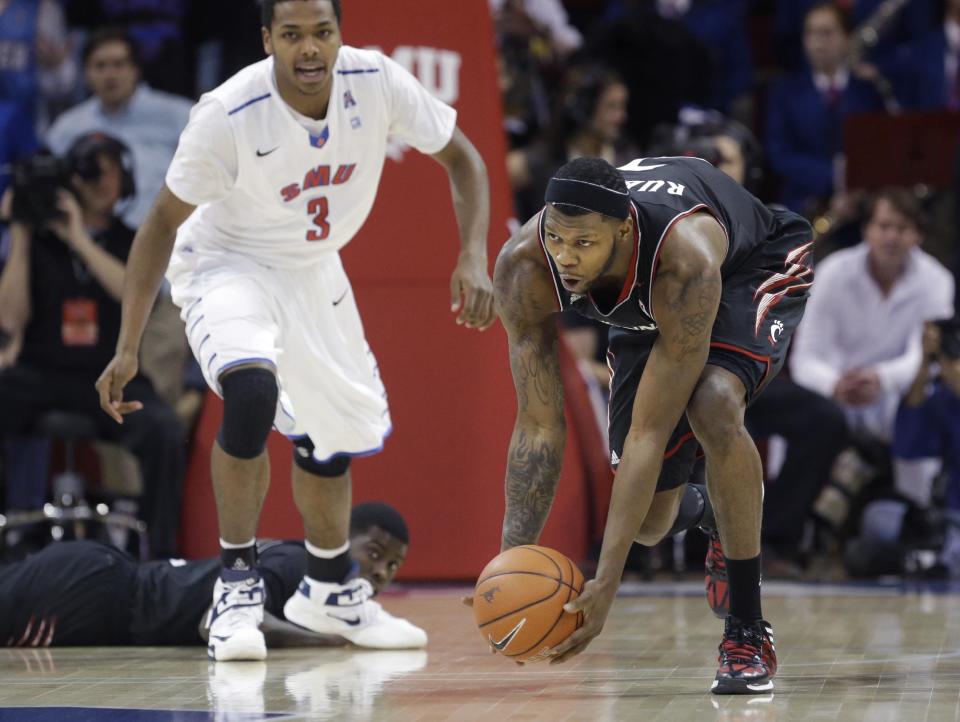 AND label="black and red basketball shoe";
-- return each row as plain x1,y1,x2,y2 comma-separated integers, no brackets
705,532,729,619
711,616,777,695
